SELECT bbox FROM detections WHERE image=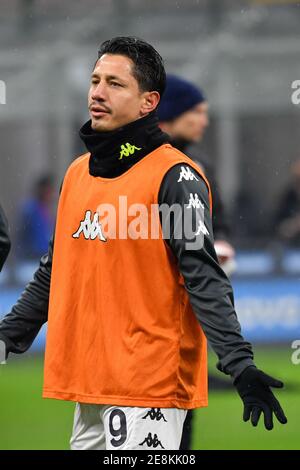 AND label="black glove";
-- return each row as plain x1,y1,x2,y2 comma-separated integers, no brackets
234,366,287,430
